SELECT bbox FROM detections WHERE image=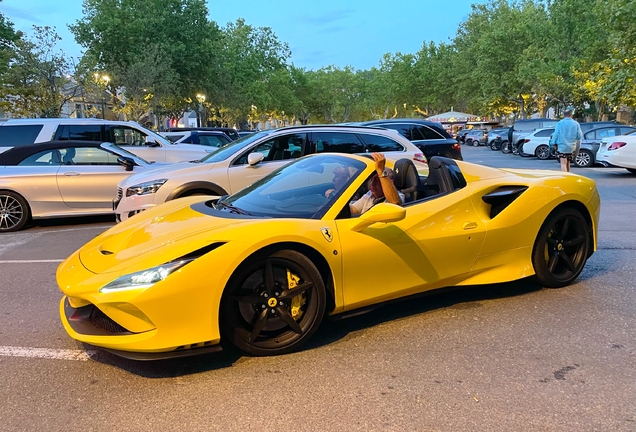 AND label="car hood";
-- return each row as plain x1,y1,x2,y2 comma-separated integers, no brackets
79,197,248,274
119,161,217,187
